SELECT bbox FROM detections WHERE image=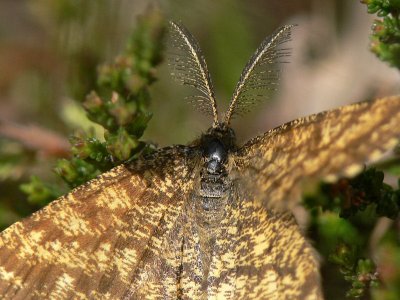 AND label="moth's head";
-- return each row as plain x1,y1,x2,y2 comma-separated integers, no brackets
199,125,236,172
